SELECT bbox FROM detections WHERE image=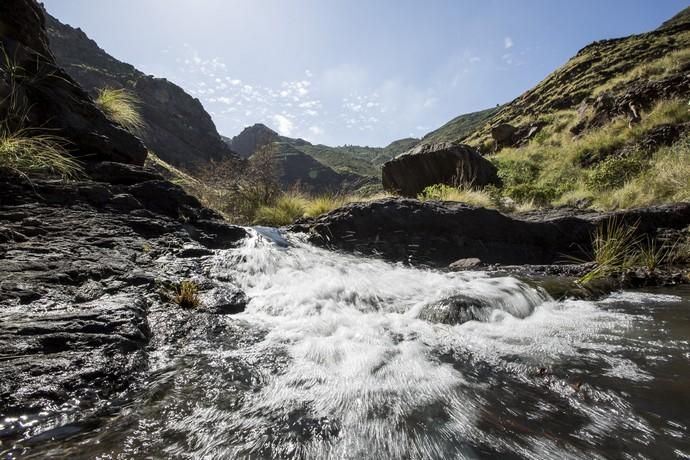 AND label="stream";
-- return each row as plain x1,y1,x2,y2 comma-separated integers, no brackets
7,229,690,459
